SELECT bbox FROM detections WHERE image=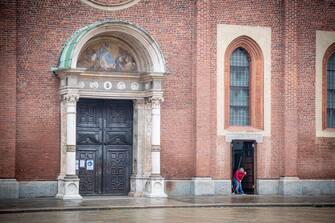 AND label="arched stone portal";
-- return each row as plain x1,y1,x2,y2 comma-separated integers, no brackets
52,20,168,199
